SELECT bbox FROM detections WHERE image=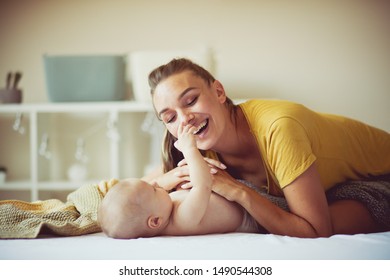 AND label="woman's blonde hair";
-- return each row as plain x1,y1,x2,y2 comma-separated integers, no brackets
148,58,236,173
